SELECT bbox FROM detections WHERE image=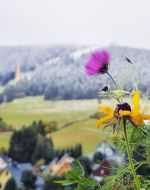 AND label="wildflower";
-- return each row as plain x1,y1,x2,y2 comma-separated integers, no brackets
96,102,131,132
96,105,114,127
84,50,110,75
120,90,150,127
